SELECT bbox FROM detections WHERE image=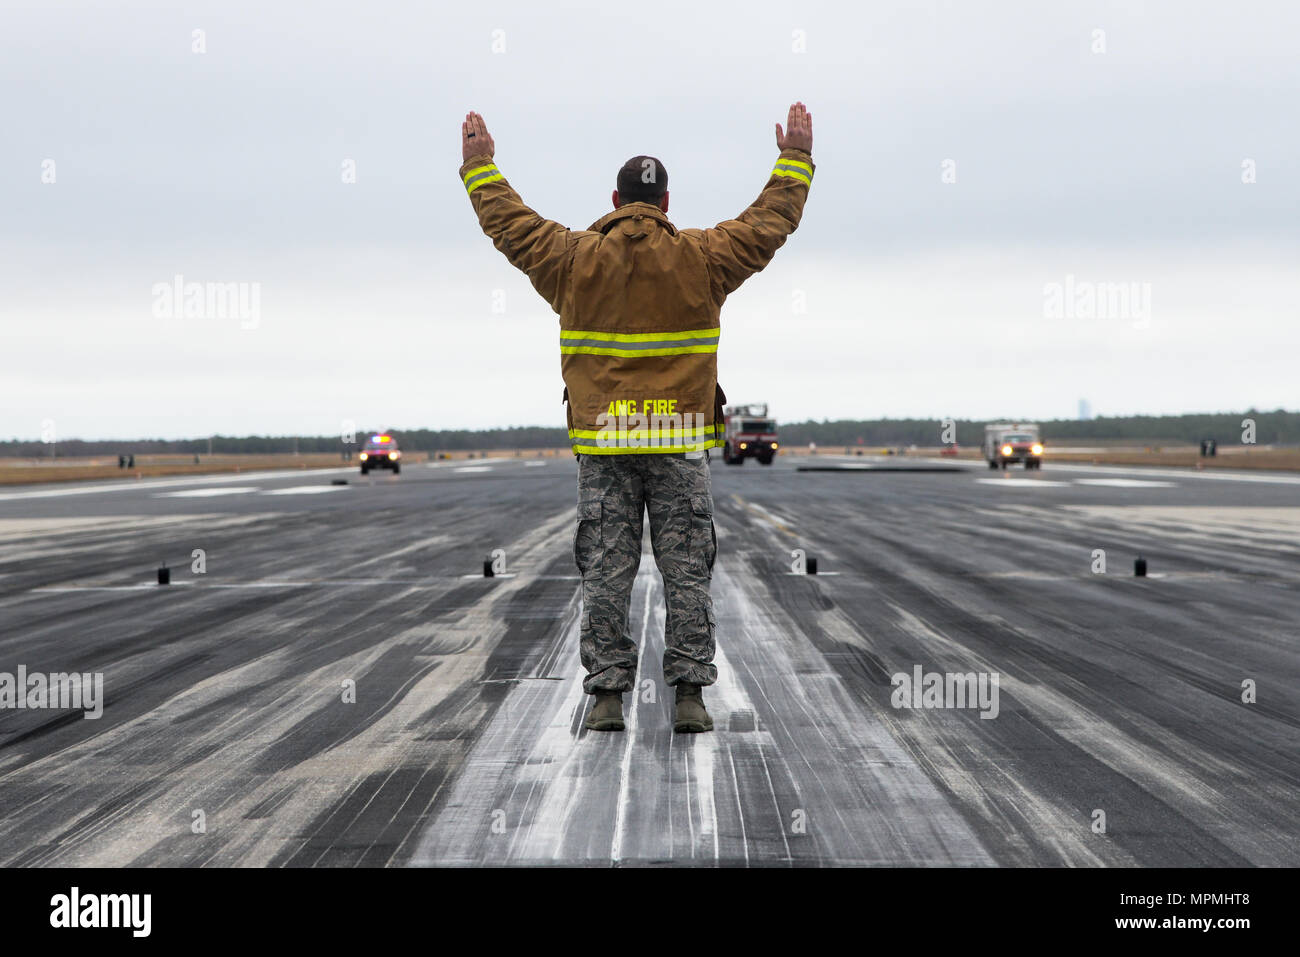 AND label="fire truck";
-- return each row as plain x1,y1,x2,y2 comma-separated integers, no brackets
722,403,778,466
983,423,1043,469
